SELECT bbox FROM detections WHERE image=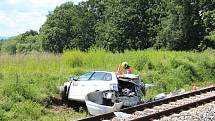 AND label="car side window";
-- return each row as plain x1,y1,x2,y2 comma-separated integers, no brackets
89,72,112,81
103,73,112,81
78,72,94,81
